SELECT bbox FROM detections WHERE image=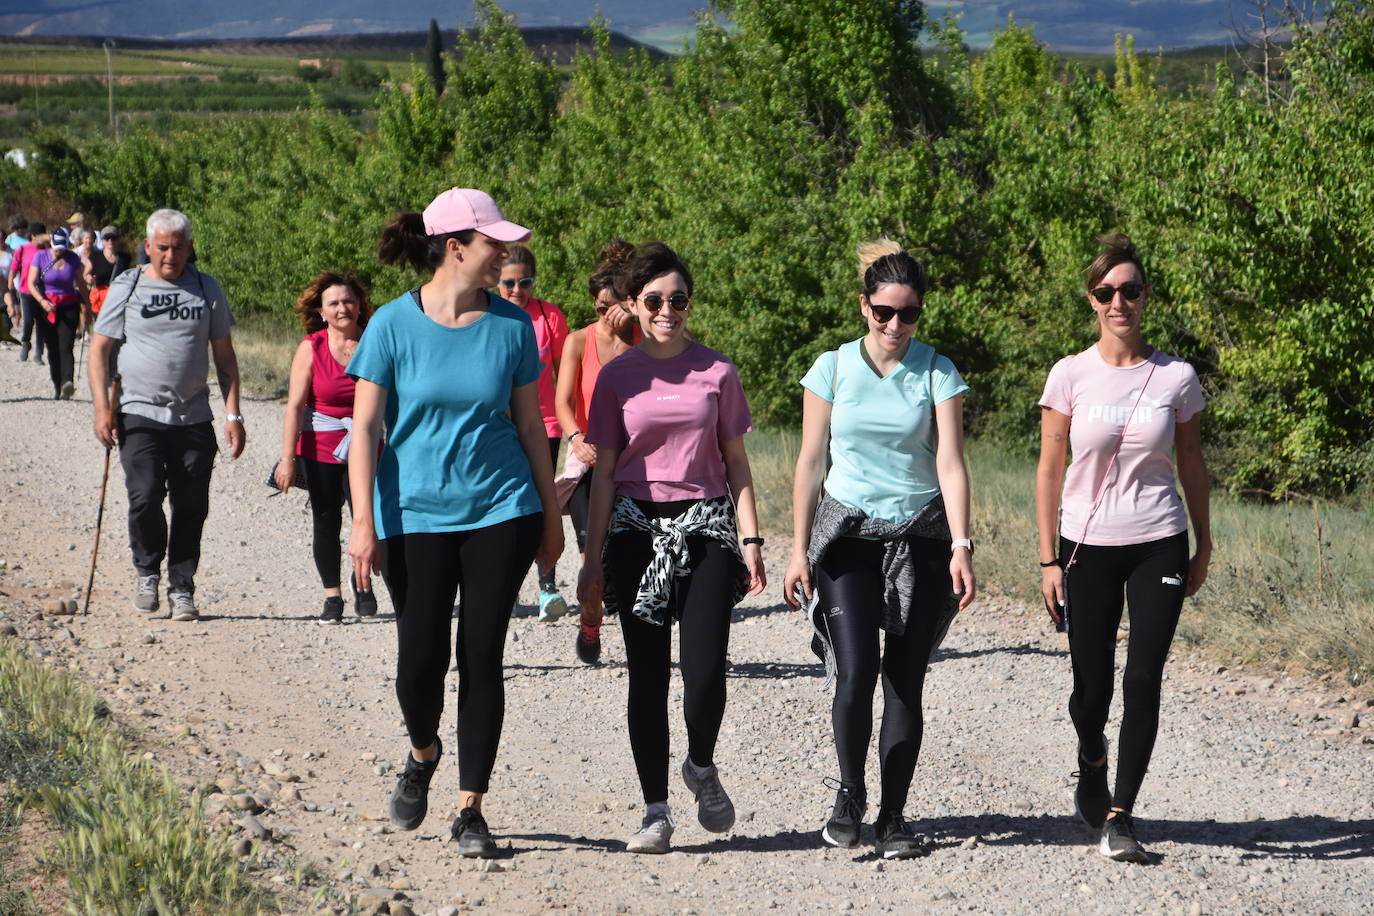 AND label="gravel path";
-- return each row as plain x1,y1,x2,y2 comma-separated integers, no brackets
0,346,1370,915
